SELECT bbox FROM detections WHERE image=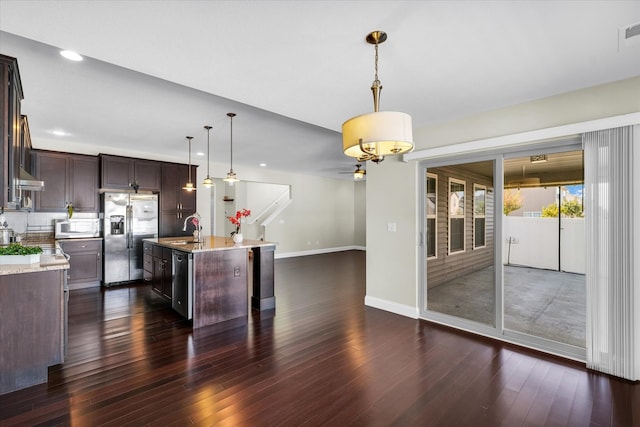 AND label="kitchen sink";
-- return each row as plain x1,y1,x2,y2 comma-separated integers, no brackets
165,240,196,245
